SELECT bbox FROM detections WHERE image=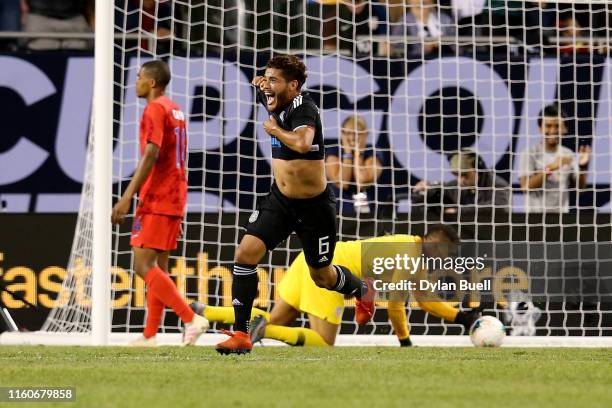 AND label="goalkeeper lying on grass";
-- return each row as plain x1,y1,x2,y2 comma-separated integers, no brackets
191,225,482,347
